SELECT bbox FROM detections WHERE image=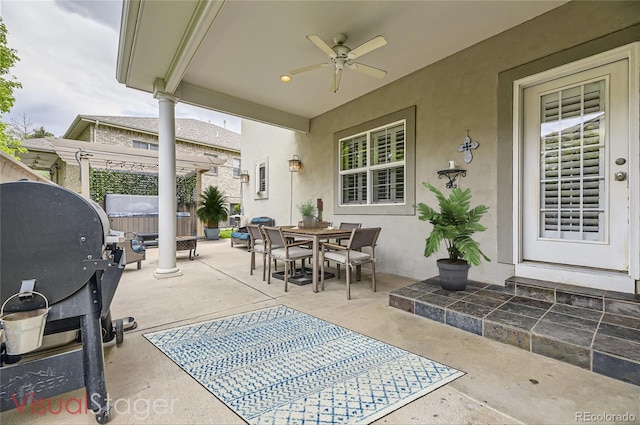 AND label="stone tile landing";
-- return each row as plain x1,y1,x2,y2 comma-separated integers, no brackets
389,276,640,386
